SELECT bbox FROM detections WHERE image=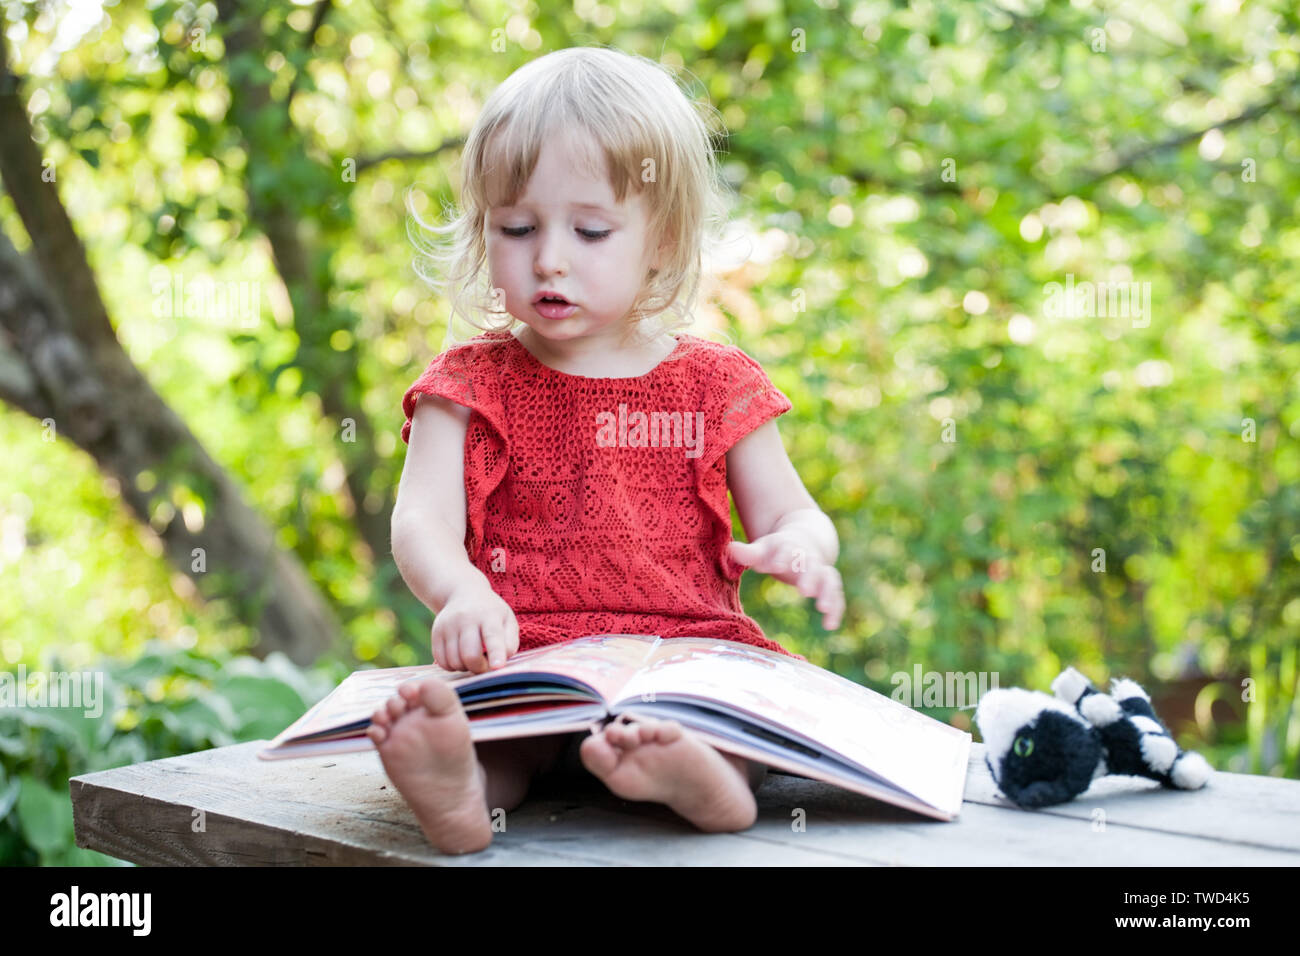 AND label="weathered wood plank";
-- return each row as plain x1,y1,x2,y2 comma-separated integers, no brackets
70,741,864,866
71,742,583,866
70,738,1300,866
963,742,1300,853
741,773,1300,865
